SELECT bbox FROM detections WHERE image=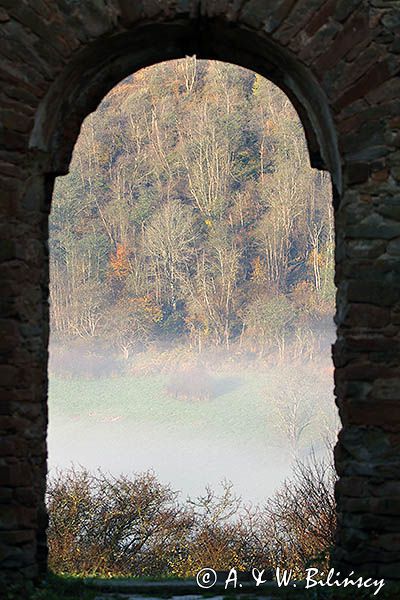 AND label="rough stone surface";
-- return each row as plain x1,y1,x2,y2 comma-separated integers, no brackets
0,0,400,587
